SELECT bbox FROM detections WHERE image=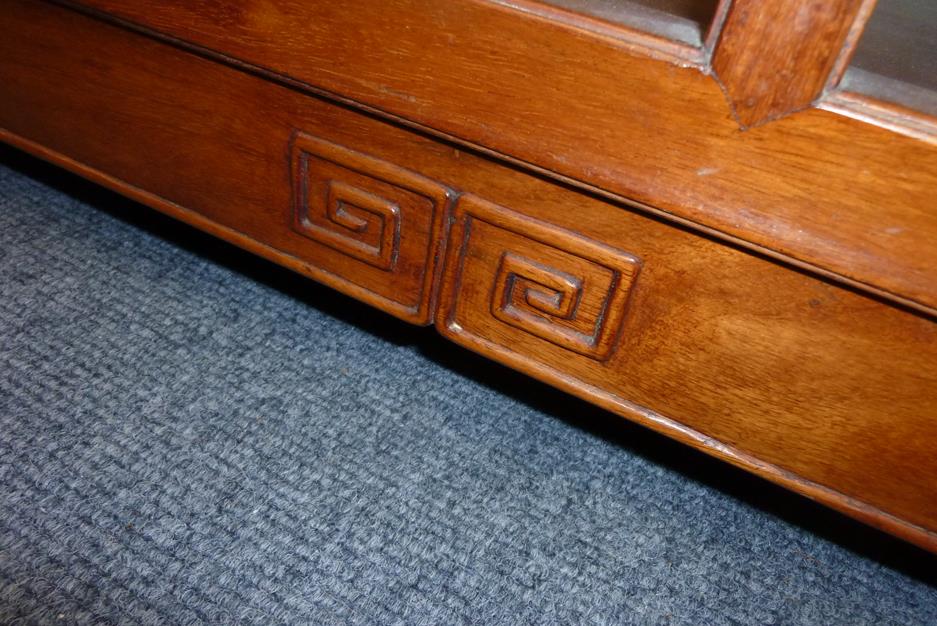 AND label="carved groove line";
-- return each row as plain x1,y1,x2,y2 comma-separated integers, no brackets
491,250,624,360
294,155,401,271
